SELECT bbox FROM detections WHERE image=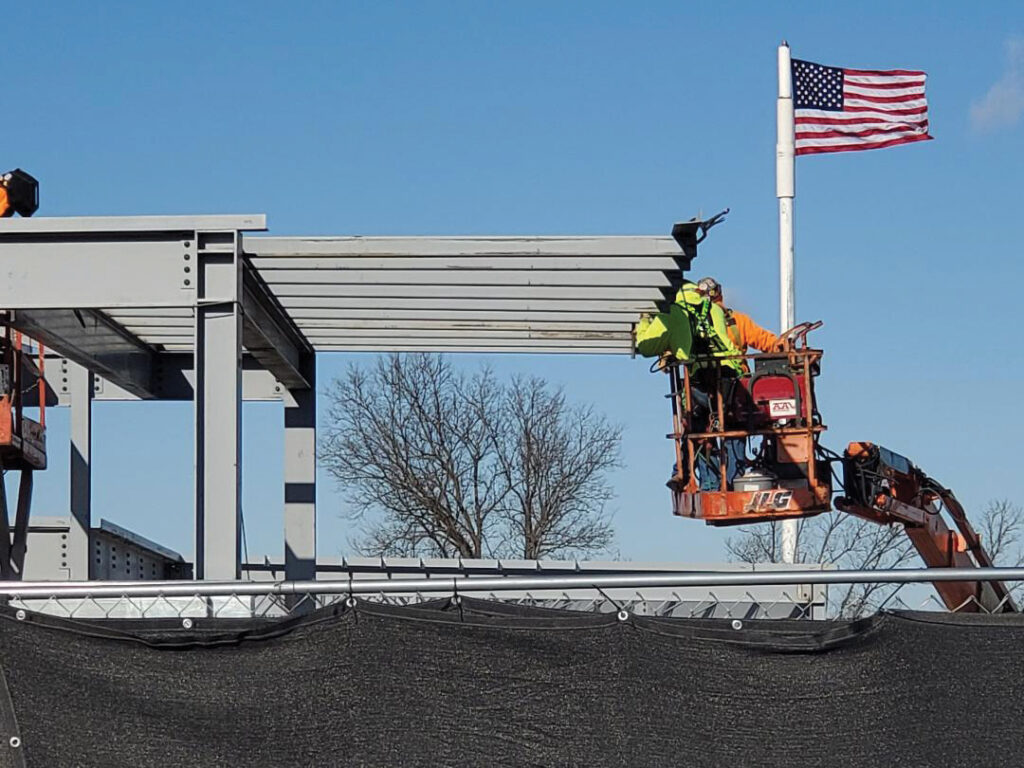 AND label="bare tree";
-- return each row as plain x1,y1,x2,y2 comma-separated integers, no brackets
978,499,1024,566
322,354,620,559
495,376,618,559
726,499,1024,617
